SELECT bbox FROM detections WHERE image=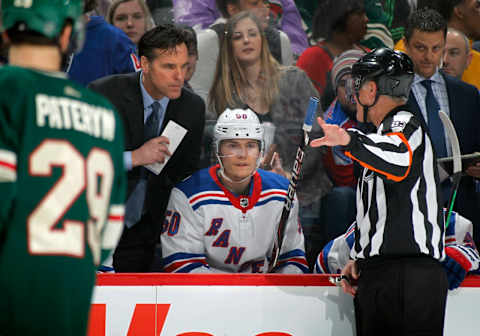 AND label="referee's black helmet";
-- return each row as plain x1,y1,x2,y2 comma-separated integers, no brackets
352,47,414,99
